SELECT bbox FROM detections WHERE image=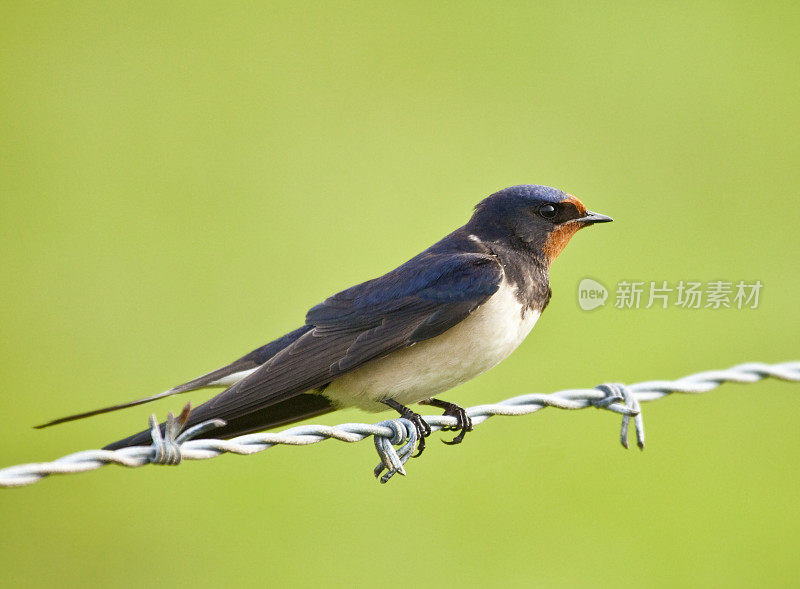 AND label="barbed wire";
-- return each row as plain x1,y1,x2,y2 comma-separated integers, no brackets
1,361,798,487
